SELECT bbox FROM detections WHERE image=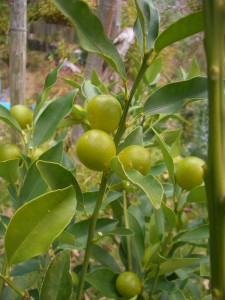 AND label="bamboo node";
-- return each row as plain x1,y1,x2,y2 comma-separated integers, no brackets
212,288,221,299
210,65,220,80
